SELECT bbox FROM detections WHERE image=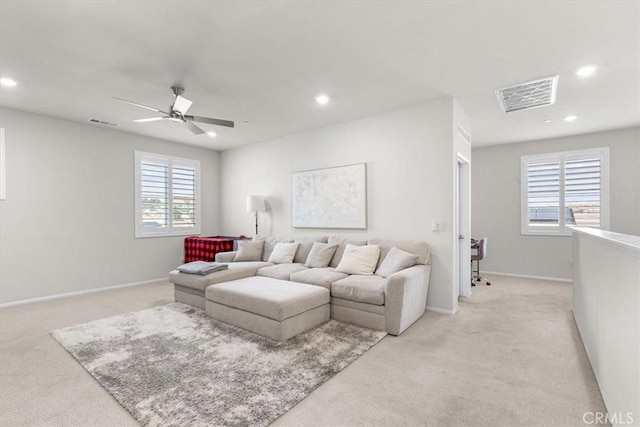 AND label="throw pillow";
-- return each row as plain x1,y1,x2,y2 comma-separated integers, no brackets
304,242,338,268
293,236,329,263
370,239,431,268
335,244,381,275
258,236,294,262
268,242,300,264
375,247,419,278
328,236,368,268
233,240,265,262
